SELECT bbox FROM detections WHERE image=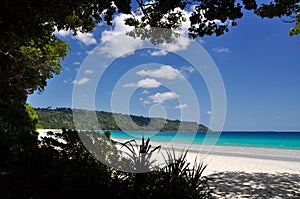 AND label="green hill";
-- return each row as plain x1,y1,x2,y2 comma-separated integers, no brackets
35,107,210,132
